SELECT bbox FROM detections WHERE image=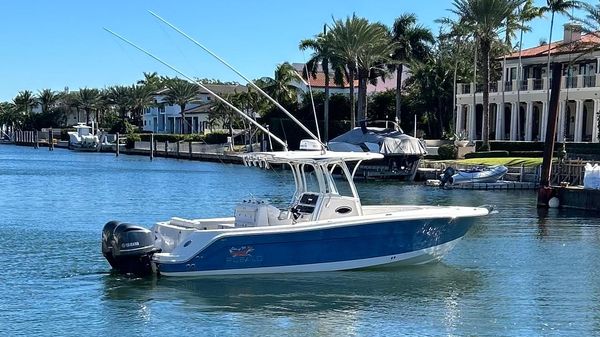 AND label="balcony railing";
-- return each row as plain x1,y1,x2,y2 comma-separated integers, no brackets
584,75,596,88
489,82,498,92
518,80,528,91
457,74,600,96
565,76,577,89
